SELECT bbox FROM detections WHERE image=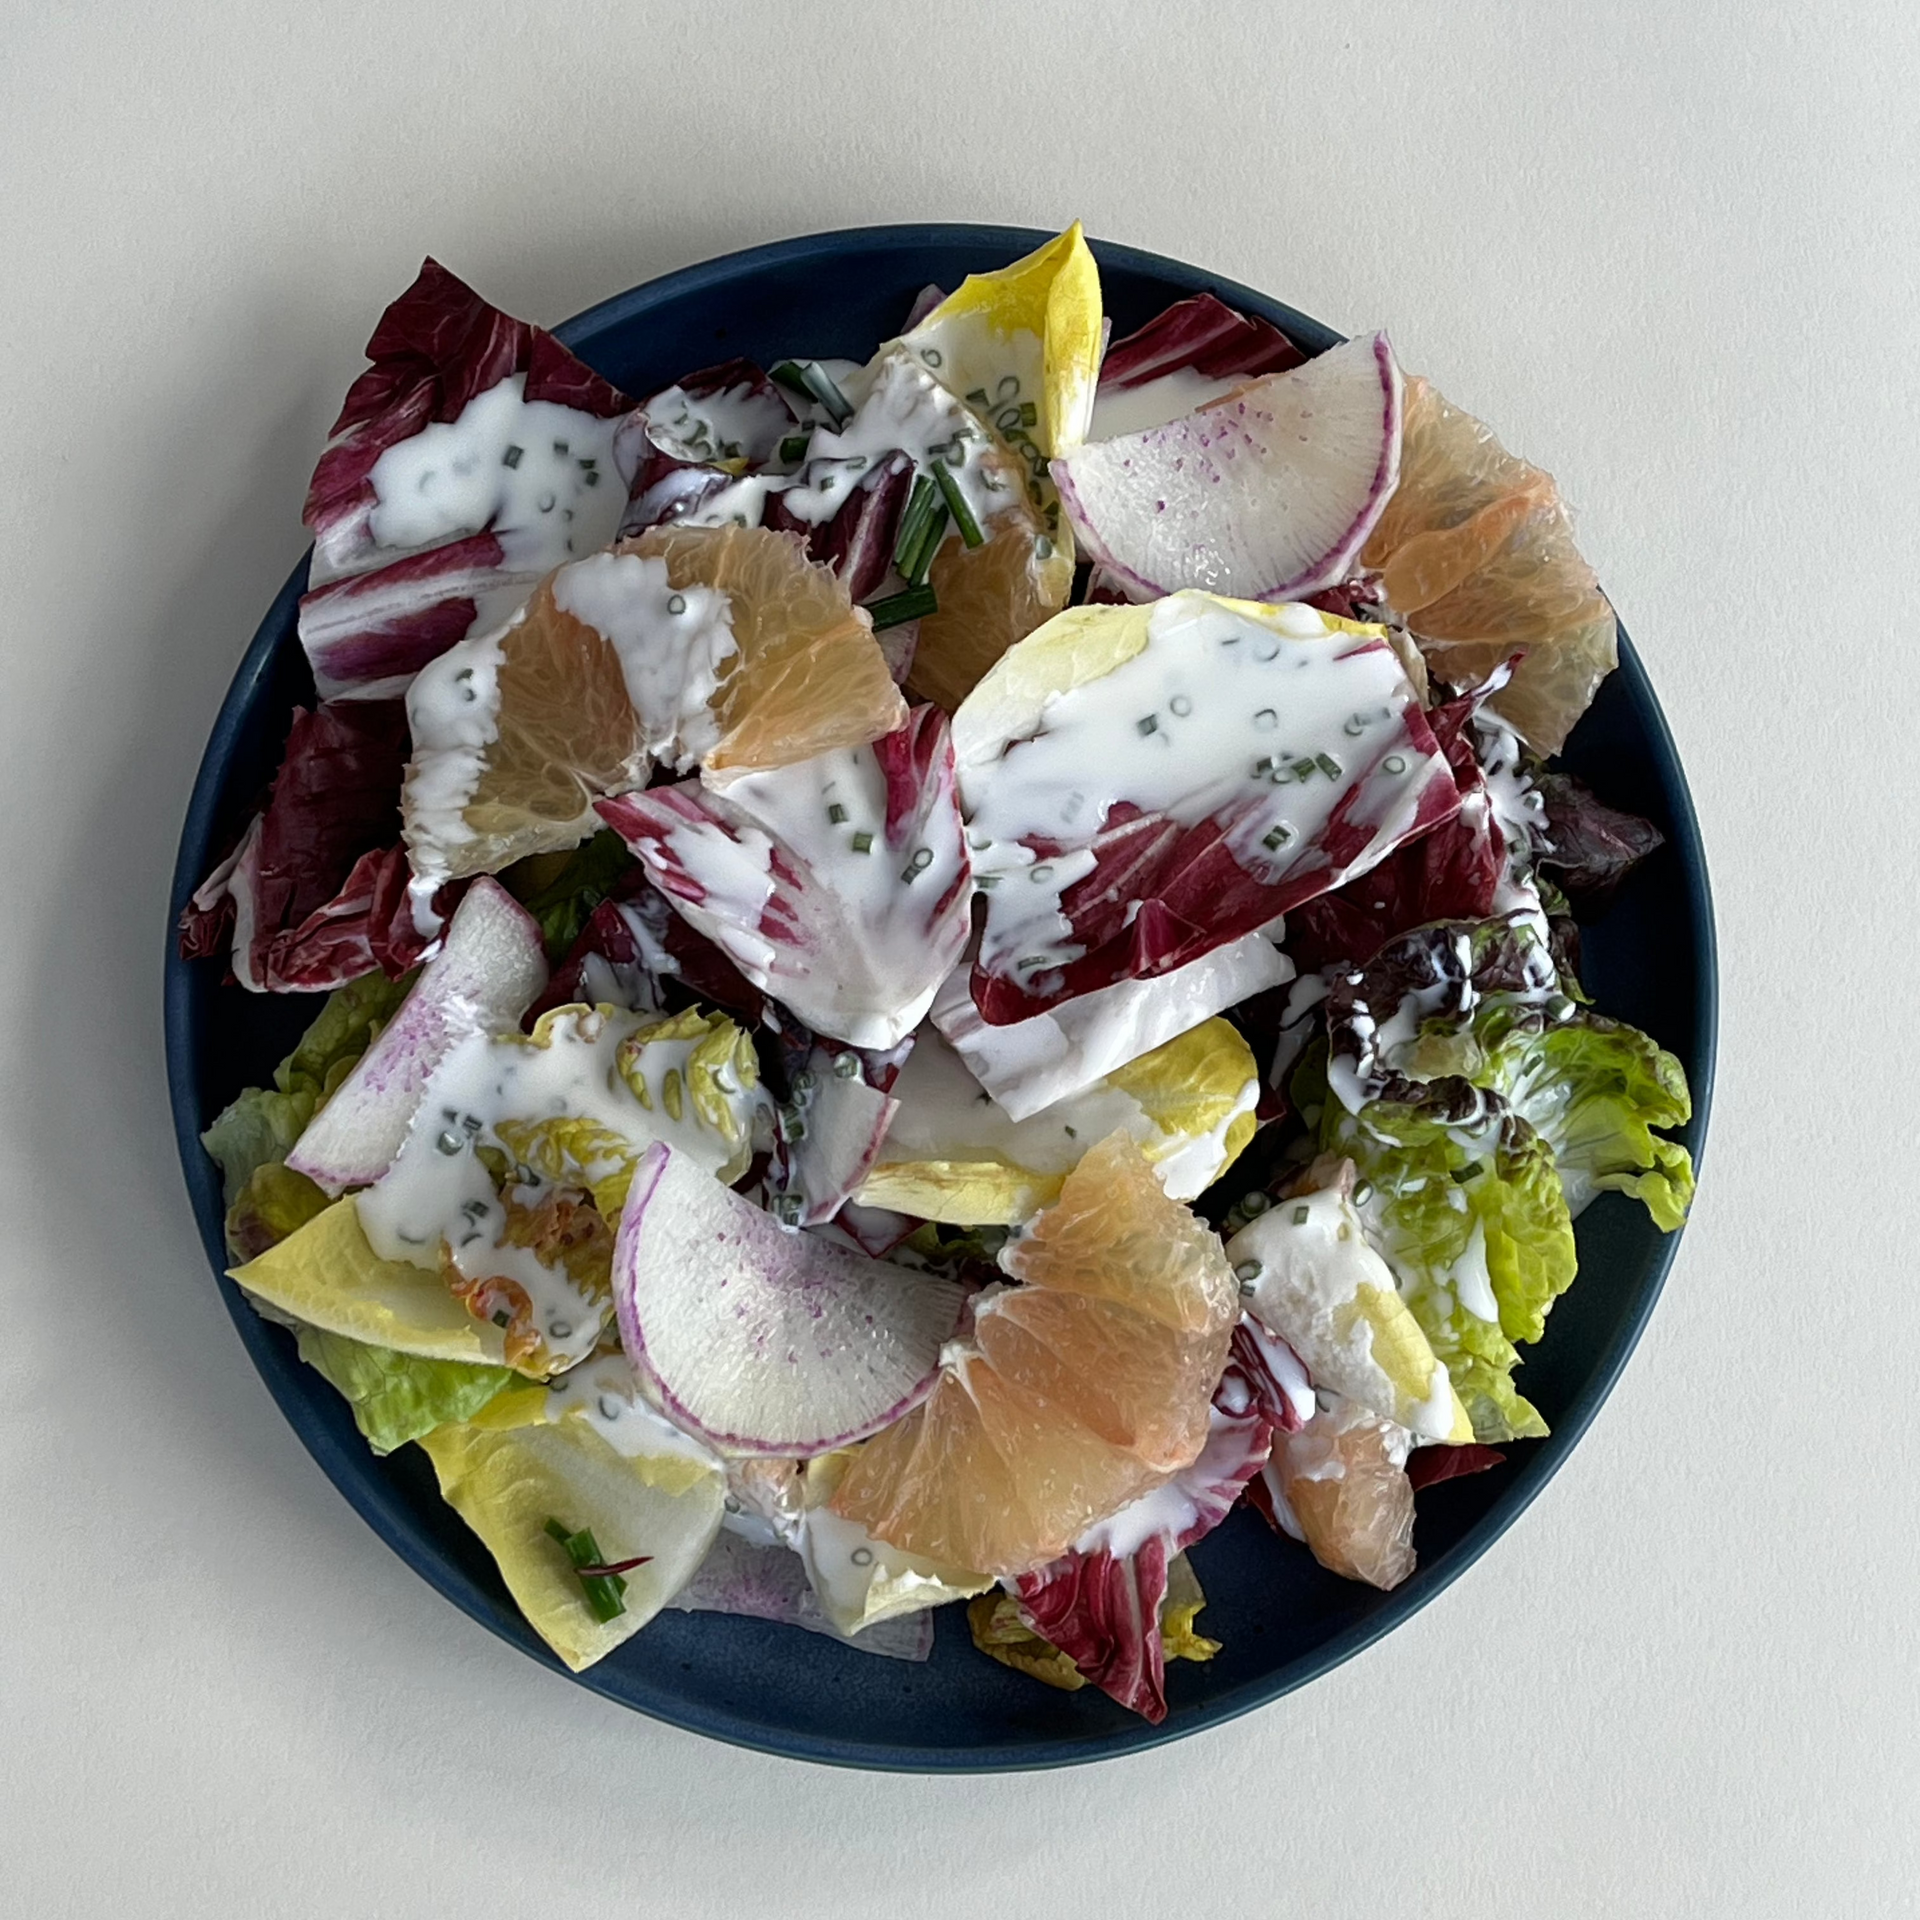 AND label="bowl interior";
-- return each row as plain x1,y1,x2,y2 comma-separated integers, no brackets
165,225,1716,1771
